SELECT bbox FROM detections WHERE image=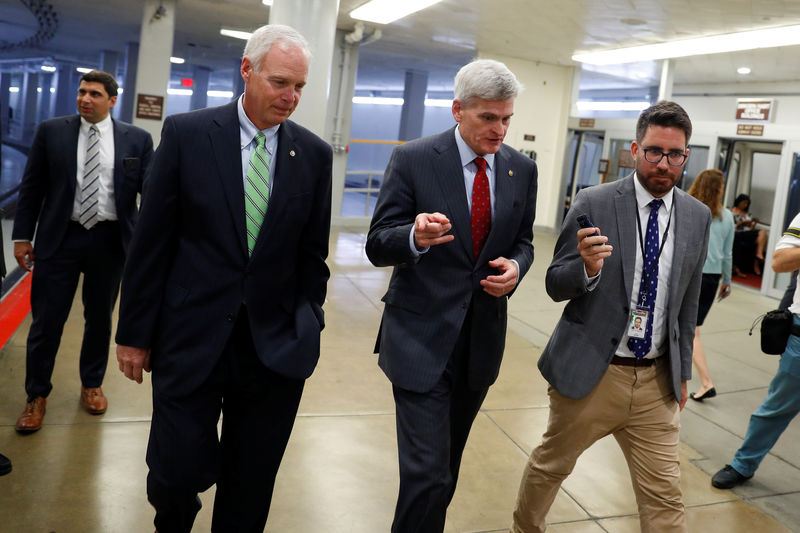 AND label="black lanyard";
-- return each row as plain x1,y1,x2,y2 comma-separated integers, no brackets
635,200,672,307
